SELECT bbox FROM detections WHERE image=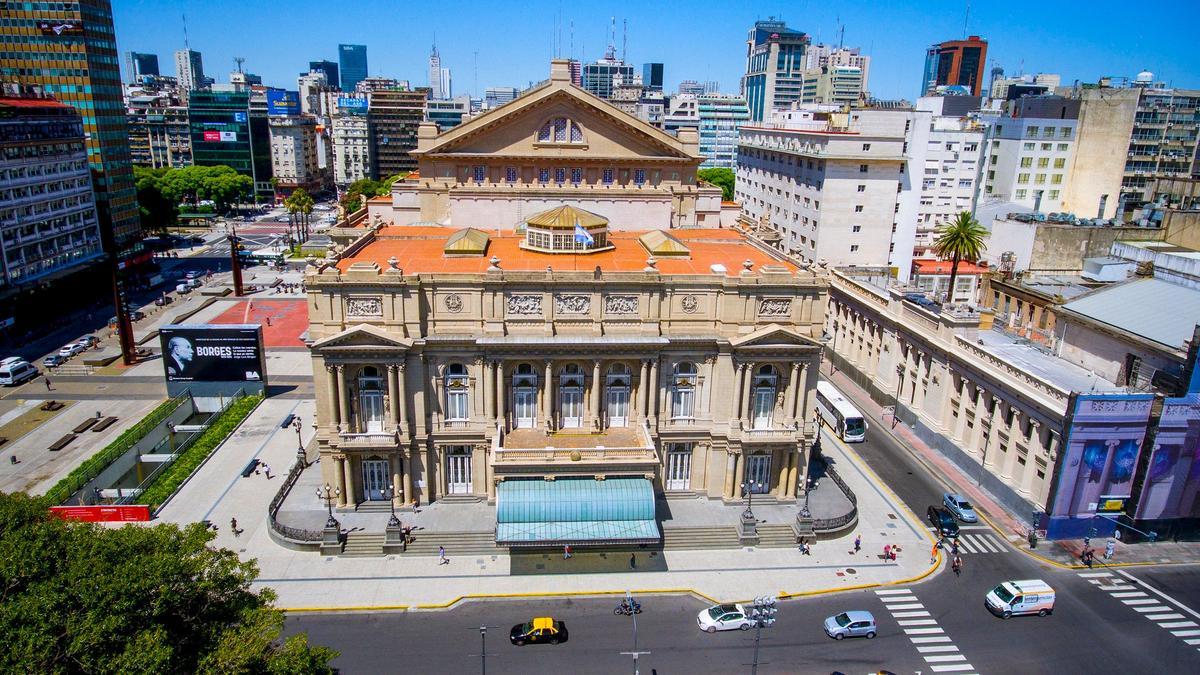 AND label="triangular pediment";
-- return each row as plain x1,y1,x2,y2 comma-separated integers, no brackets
731,324,822,349
311,324,412,350
418,83,699,161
